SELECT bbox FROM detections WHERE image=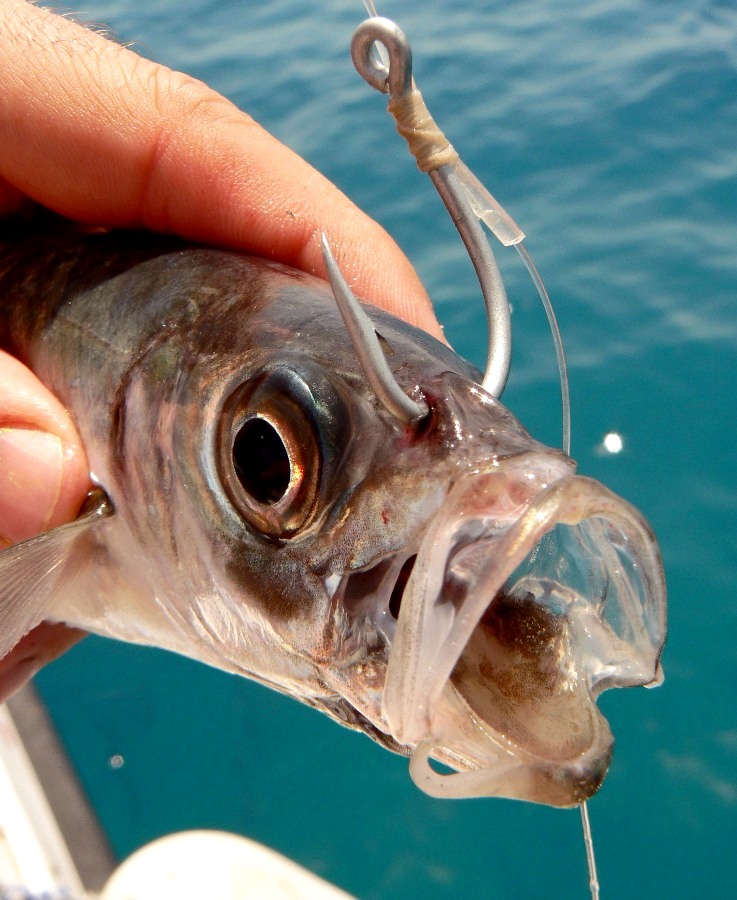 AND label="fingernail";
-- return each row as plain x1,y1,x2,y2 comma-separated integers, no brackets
0,427,63,544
